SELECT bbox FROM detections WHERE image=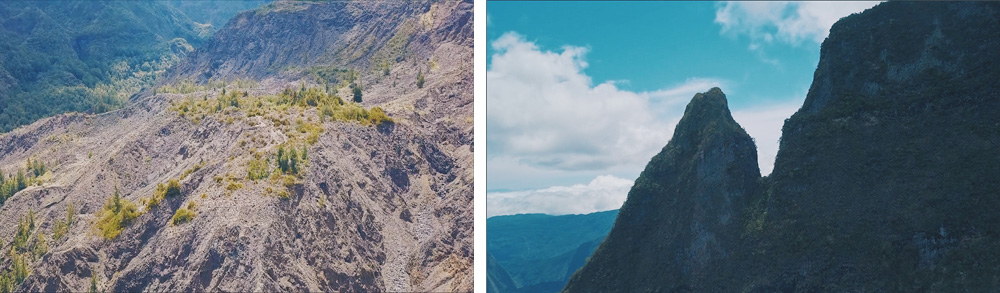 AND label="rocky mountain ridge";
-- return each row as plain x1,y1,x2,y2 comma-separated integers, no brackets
566,1,1000,291
0,0,472,292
